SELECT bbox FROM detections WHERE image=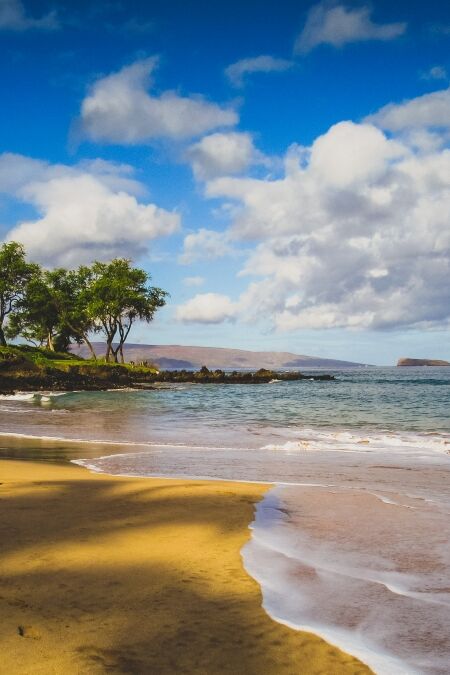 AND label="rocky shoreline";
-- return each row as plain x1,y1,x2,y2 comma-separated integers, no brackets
0,347,334,394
